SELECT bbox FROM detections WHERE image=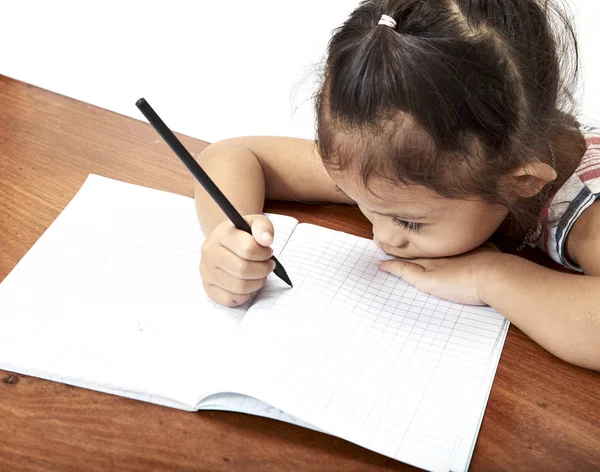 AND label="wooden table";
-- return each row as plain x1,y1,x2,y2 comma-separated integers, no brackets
0,75,598,471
